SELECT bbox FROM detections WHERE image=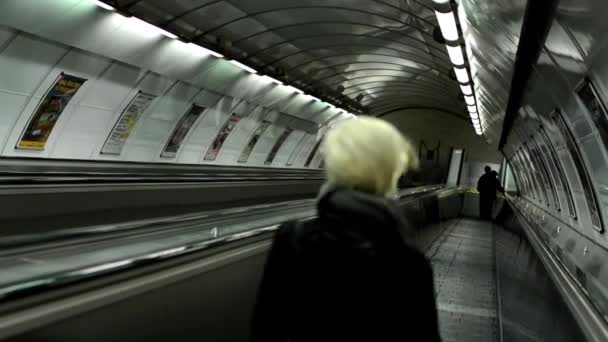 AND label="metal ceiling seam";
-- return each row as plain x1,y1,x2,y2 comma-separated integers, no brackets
311,61,452,80
358,89,457,102
374,106,469,121
230,20,444,55
344,84,456,97
260,44,452,70
283,52,445,74
361,91,456,107
245,33,448,61
318,67,451,83
334,75,448,91
339,79,453,92
325,74,448,88
260,44,450,73
196,4,438,37
366,95,461,108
